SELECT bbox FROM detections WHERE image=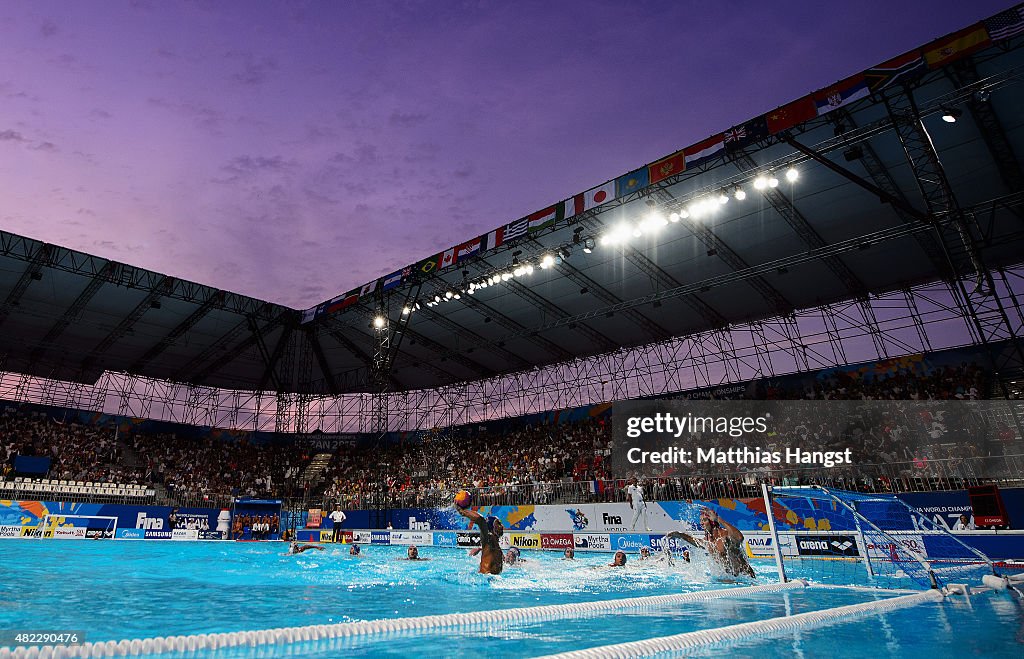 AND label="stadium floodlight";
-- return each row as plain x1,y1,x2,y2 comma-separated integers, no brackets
467,288,474,295
753,175,768,190
525,264,534,275
733,186,746,200
433,295,441,303
600,234,613,246
679,208,690,219
768,174,779,188
785,167,799,182
540,254,555,269
717,191,729,205
445,291,454,299
941,106,962,123
401,306,411,315
632,227,643,237
501,272,513,281
373,316,386,329
583,238,595,253
453,293,461,299
669,211,680,223
414,302,421,310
